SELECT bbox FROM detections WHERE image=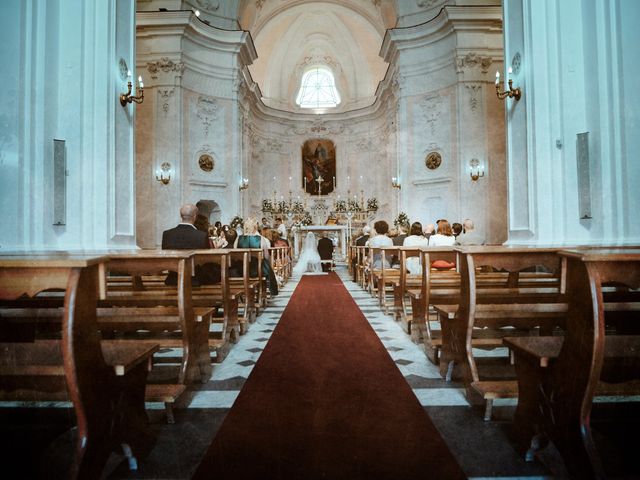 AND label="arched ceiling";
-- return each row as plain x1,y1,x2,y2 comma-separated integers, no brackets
239,0,397,114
